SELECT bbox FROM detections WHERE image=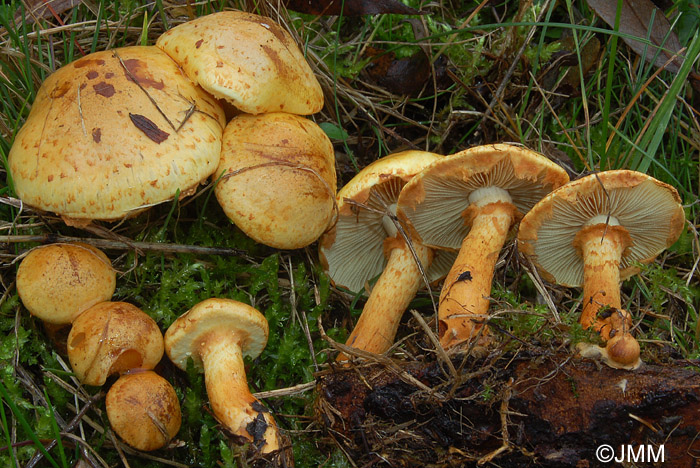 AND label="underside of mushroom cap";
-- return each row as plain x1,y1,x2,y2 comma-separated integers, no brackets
8,46,225,223
518,170,686,287
156,11,323,115
214,112,336,250
165,298,268,371
398,144,570,250
319,150,445,293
